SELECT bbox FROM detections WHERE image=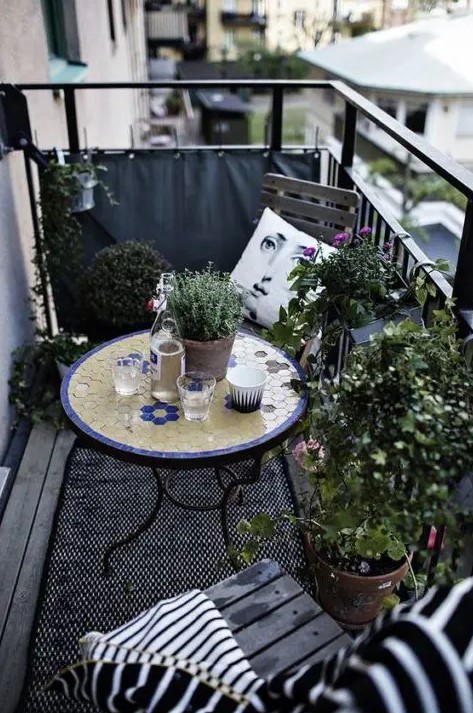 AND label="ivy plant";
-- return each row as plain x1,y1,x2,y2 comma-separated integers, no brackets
37,160,114,299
